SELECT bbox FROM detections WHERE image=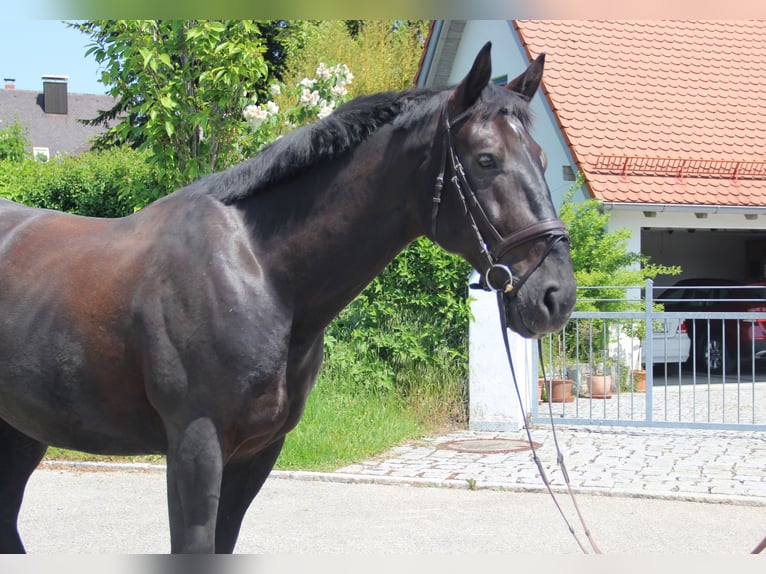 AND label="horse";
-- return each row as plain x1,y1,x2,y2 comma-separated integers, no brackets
0,42,575,553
